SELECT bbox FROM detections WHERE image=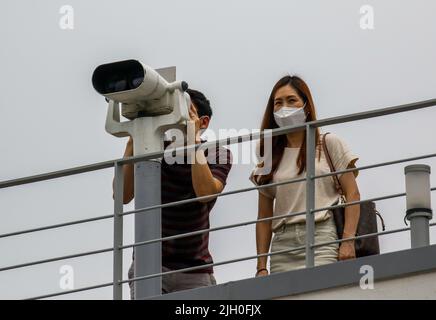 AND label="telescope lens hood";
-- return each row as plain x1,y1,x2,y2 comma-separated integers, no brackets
92,60,145,94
